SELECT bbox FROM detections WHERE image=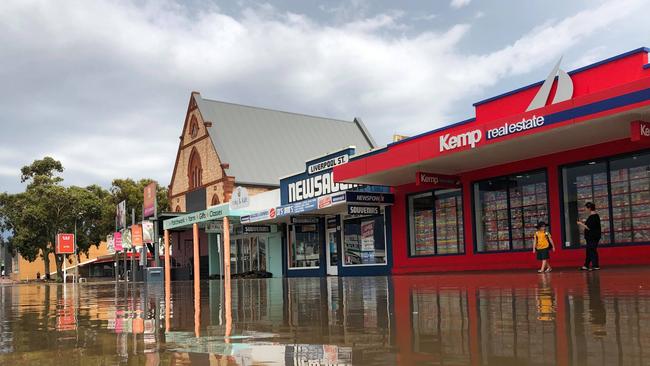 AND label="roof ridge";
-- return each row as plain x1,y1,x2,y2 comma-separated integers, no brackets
200,97,355,124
